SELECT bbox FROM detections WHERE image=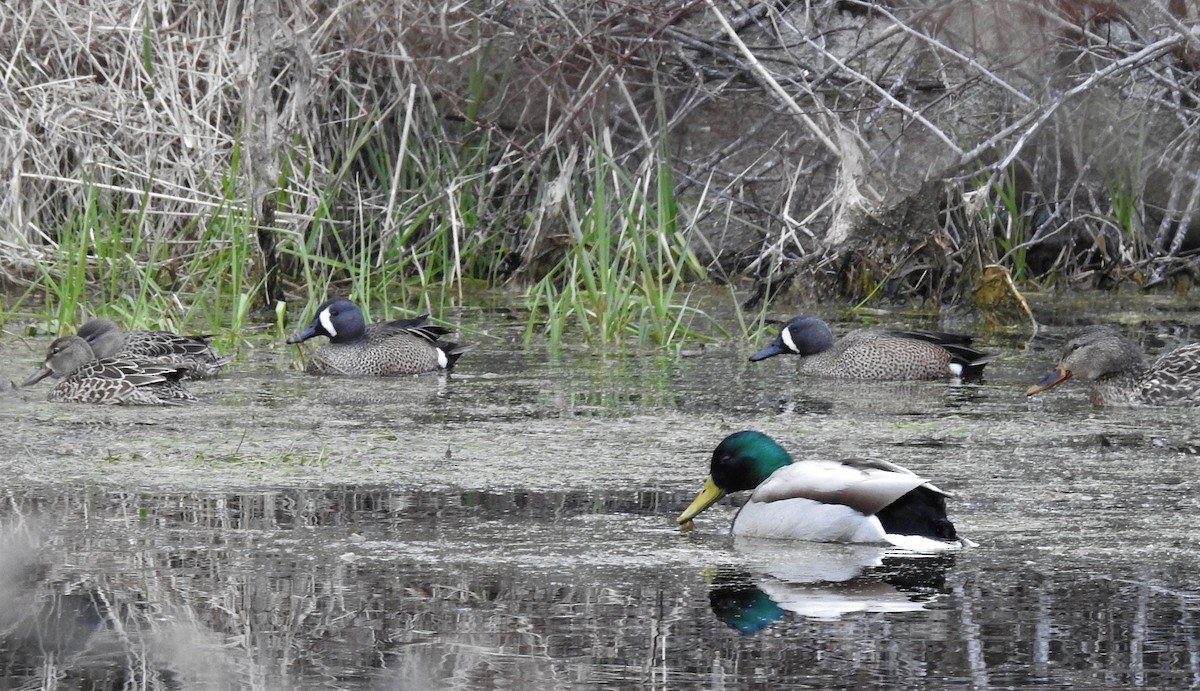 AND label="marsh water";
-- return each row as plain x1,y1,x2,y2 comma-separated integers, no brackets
3,297,1200,690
